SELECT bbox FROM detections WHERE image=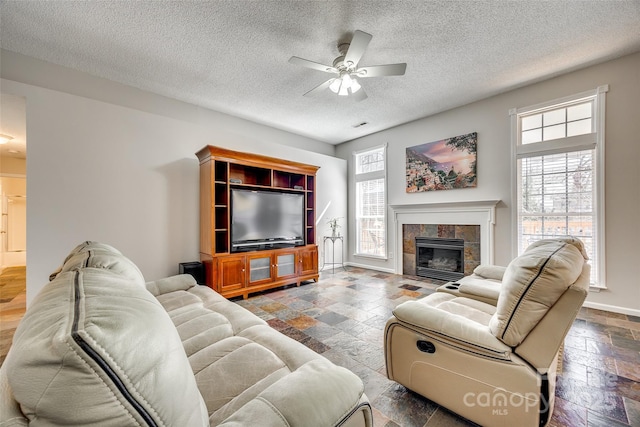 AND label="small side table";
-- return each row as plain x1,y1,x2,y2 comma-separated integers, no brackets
321,236,346,273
